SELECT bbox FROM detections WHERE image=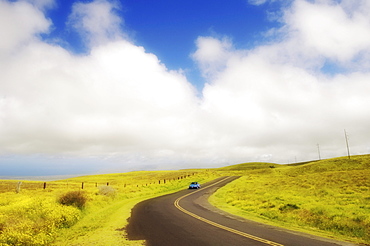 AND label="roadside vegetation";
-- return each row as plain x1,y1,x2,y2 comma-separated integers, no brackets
210,155,370,245
0,155,369,245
